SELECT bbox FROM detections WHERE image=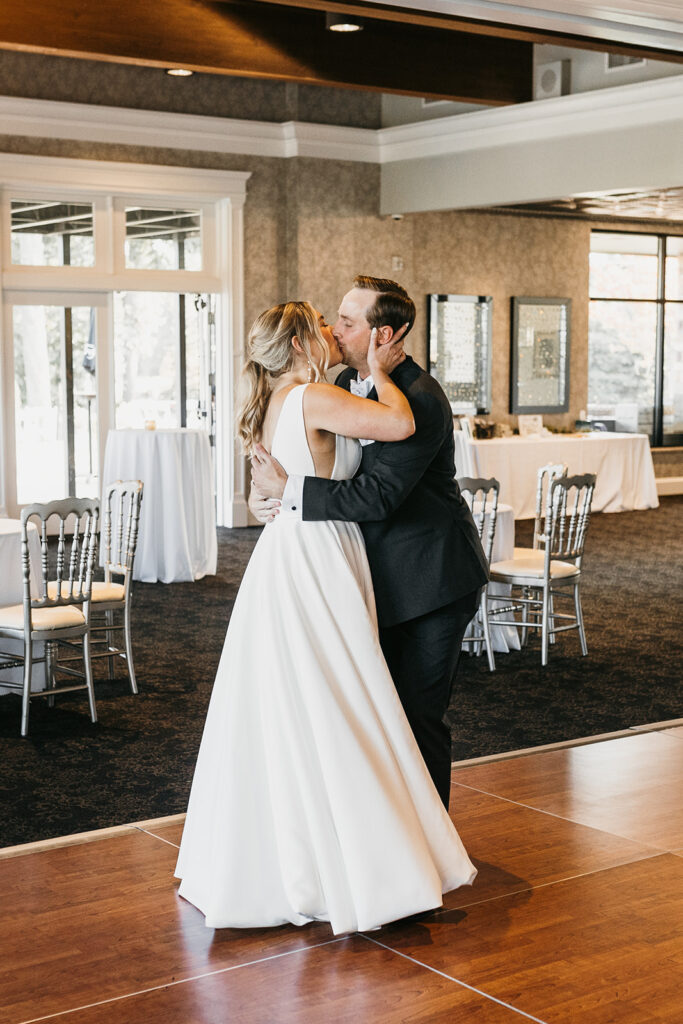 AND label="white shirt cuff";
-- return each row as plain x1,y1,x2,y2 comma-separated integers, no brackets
282,475,305,519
